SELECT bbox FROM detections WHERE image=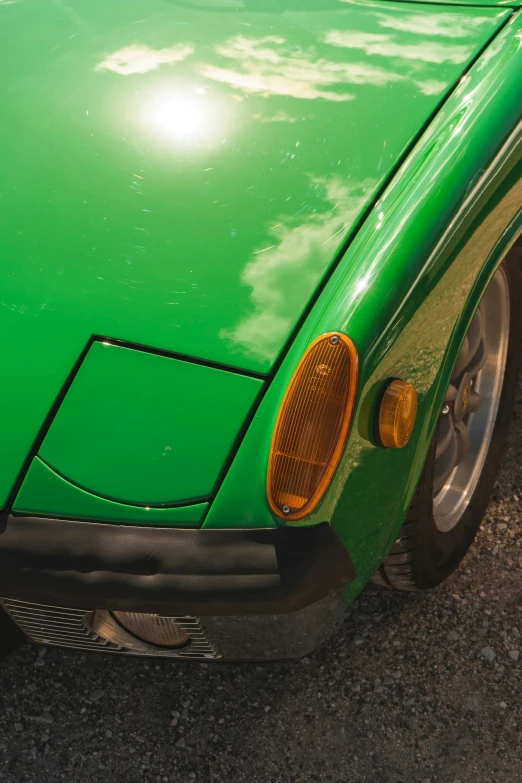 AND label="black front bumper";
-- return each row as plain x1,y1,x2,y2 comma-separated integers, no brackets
0,515,355,616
